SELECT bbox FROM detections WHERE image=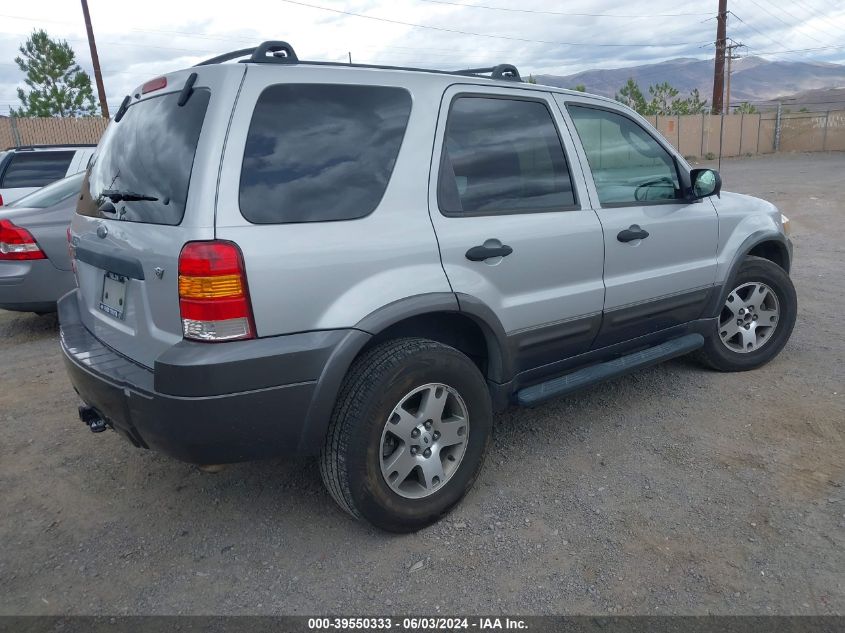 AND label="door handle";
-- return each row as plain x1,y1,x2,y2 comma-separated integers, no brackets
617,225,650,243
465,243,514,261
